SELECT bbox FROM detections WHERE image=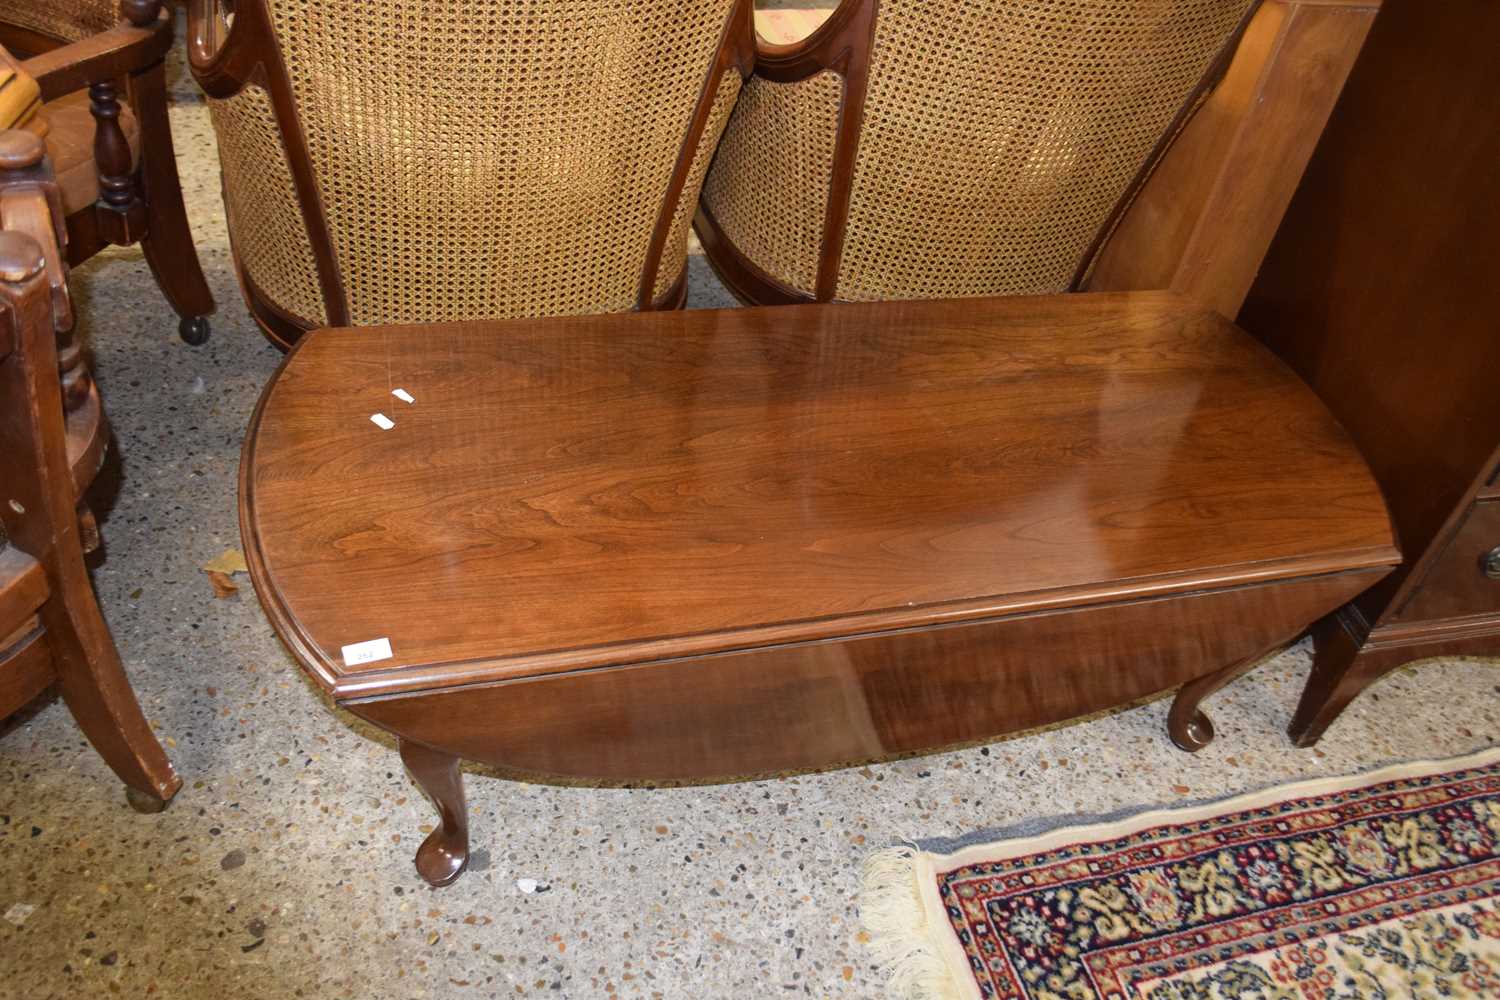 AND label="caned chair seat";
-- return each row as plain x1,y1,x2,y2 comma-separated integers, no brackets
0,0,116,46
